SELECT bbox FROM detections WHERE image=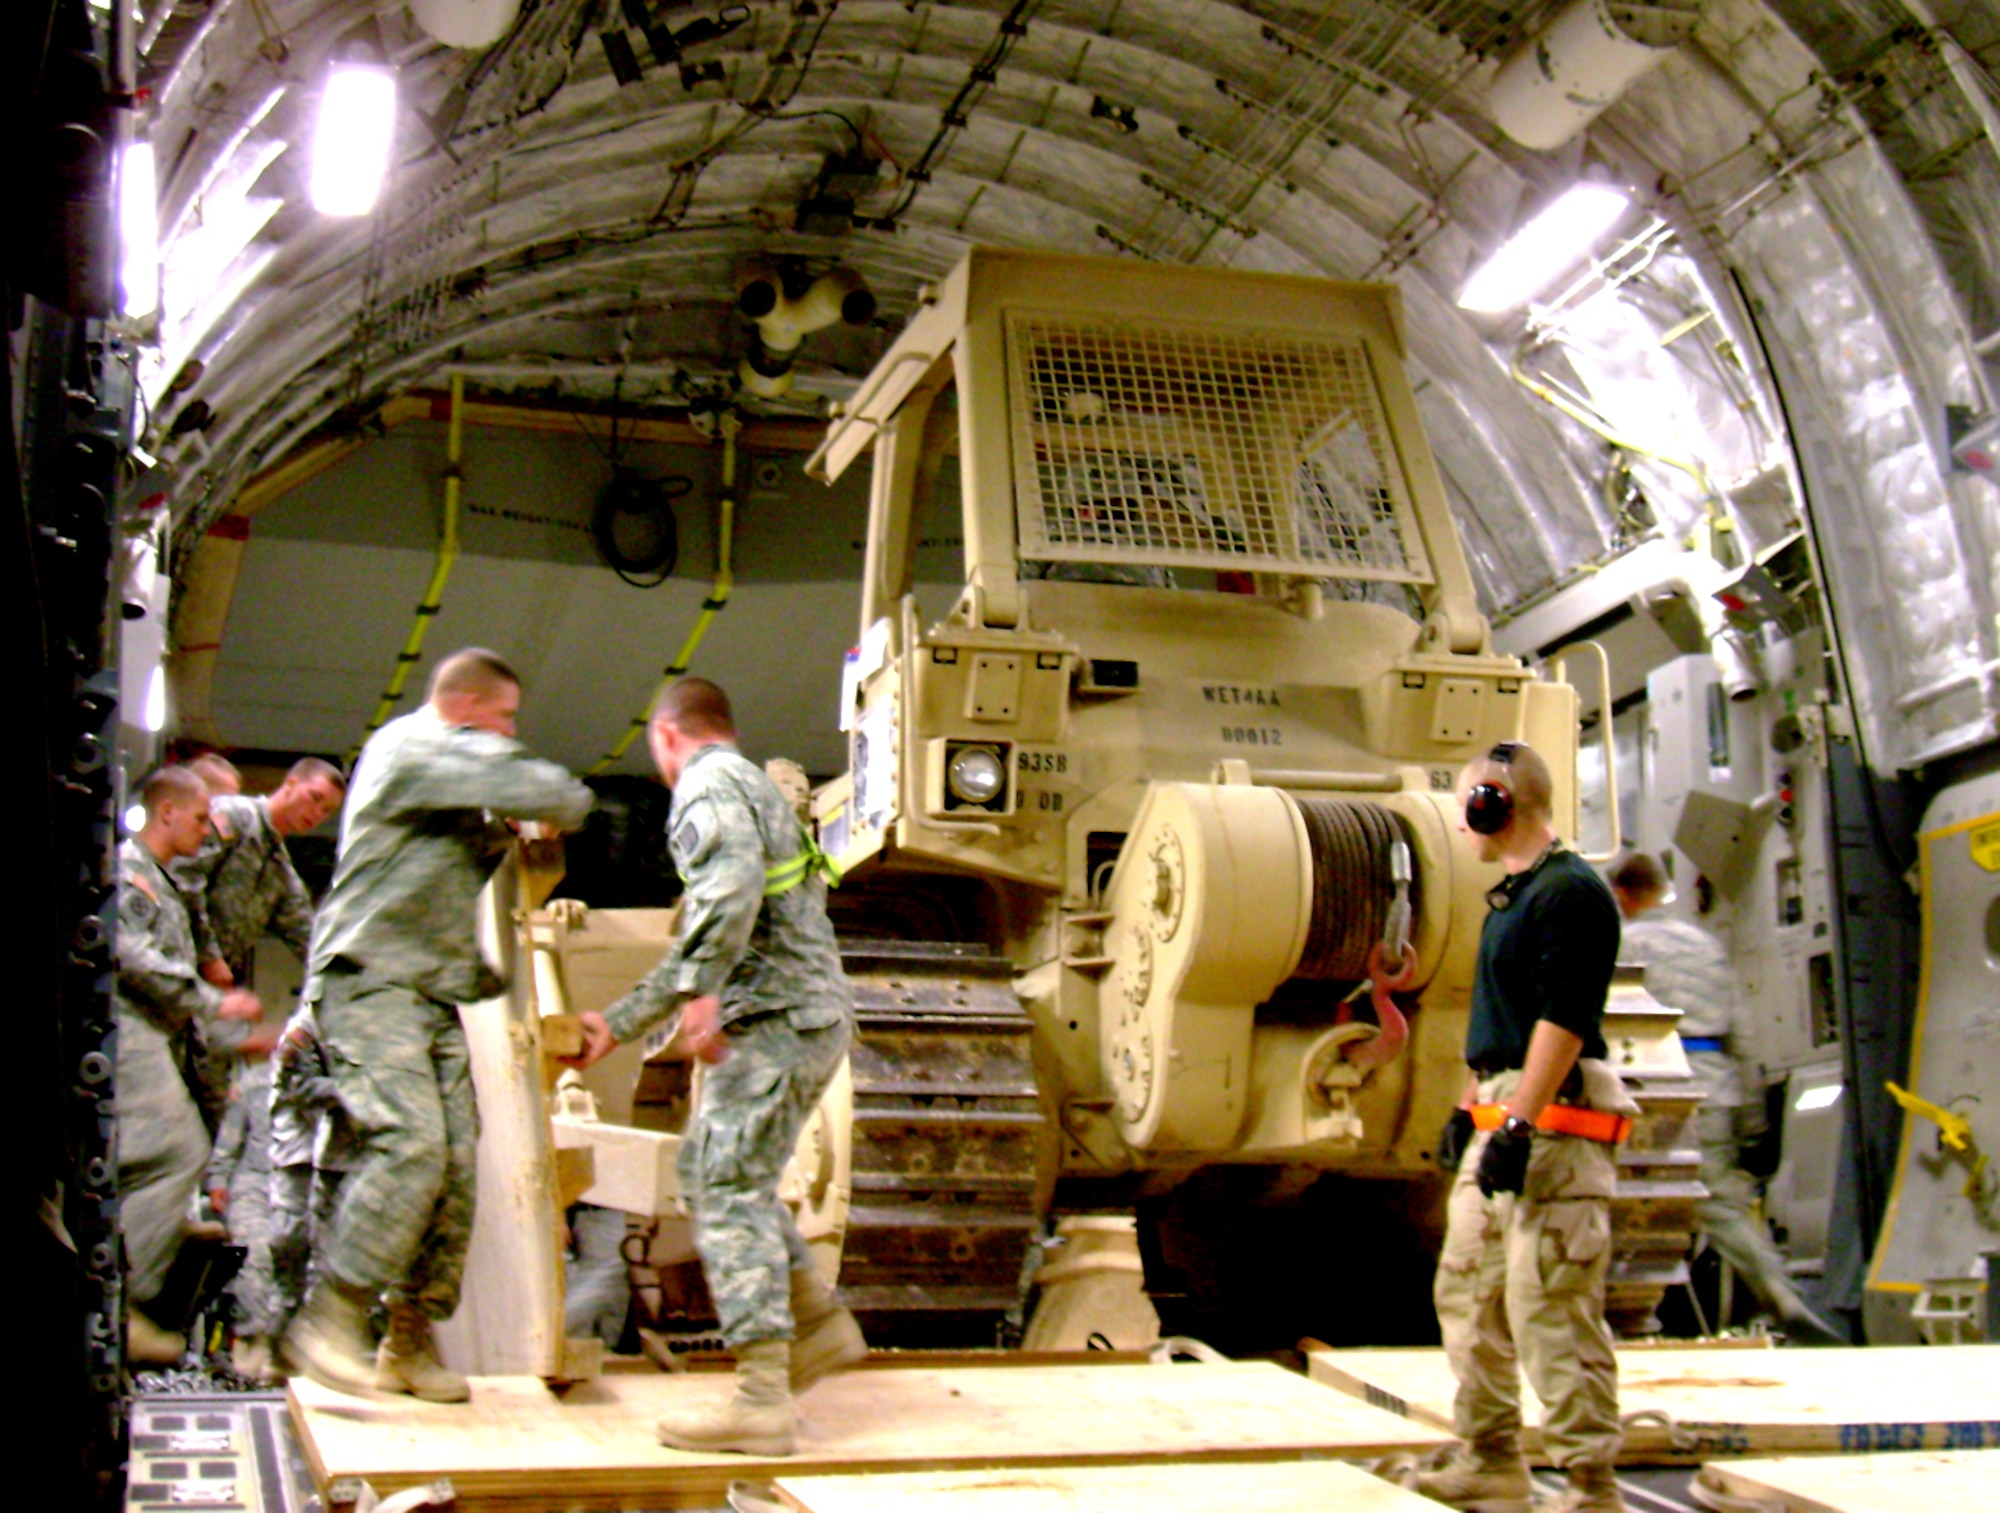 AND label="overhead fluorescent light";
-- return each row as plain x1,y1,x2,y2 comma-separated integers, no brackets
1457,183,1631,313
1794,1082,1843,1113
143,665,169,733
118,140,159,319
310,65,397,216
